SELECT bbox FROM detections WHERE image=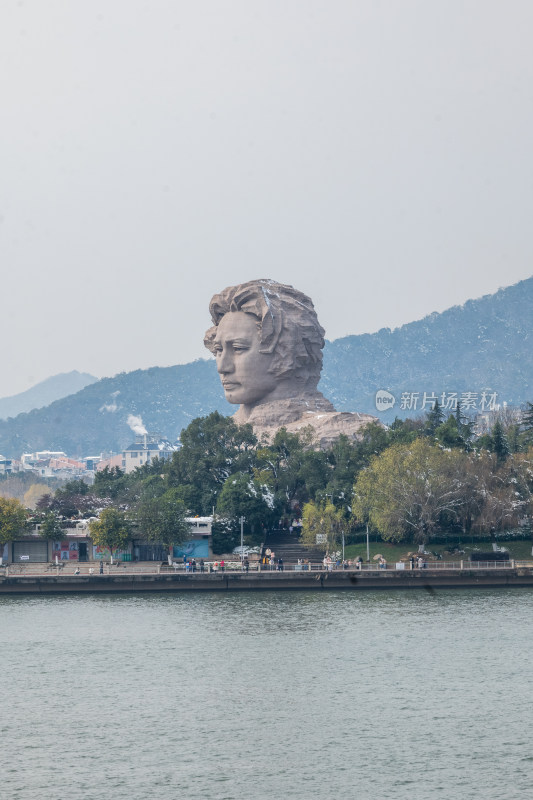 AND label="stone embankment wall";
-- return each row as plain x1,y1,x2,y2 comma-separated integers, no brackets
1,568,532,594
